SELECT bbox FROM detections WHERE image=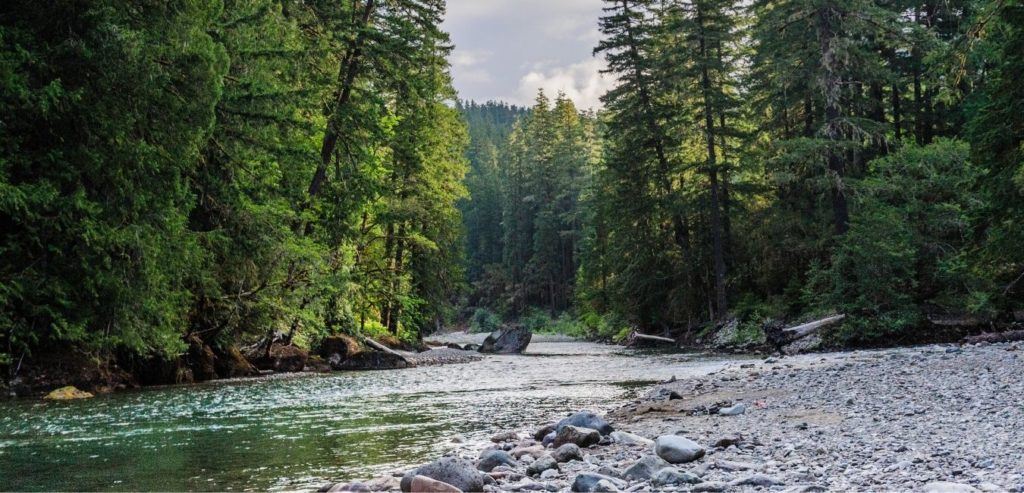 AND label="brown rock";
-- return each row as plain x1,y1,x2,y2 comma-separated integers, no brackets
409,476,462,493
